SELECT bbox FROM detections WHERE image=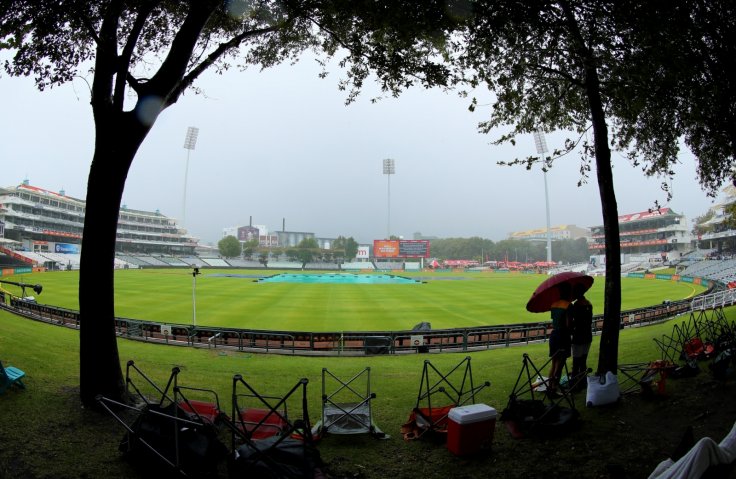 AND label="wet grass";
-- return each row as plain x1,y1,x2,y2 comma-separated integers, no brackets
4,269,704,331
3,307,735,478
